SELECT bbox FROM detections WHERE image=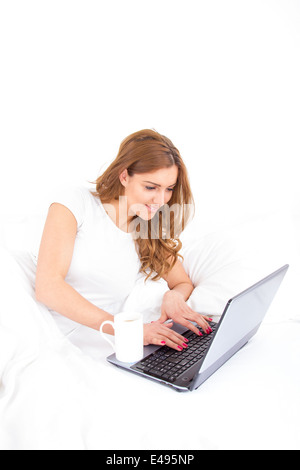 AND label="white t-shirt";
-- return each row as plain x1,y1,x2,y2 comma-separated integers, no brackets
48,186,141,319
